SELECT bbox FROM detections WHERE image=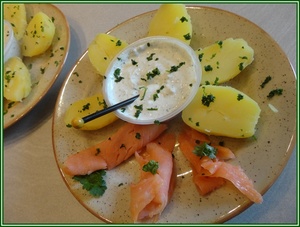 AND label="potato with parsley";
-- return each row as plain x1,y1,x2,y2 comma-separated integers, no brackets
196,38,254,85
4,57,32,102
148,4,192,45
64,93,118,130
182,85,261,138
4,4,27,40
88,33,128,76
21,11,55,57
